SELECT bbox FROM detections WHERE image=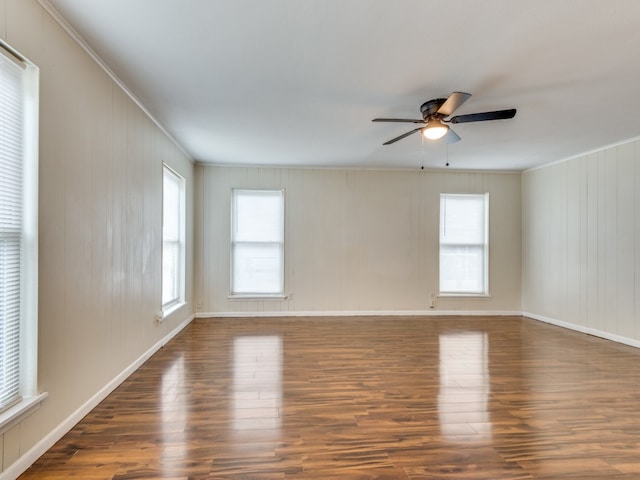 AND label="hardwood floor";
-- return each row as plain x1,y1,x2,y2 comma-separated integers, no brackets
20,316,640,479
